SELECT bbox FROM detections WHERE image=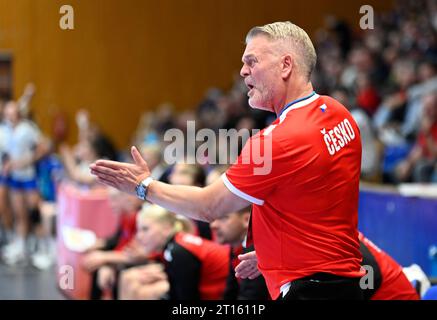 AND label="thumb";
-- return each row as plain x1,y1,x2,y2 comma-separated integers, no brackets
238,251,256,261
131,146,147,166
